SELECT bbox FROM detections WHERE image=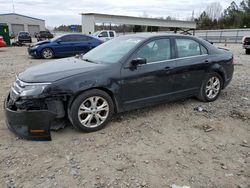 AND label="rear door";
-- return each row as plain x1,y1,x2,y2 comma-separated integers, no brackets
173,37,209,96
74,35,95,54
